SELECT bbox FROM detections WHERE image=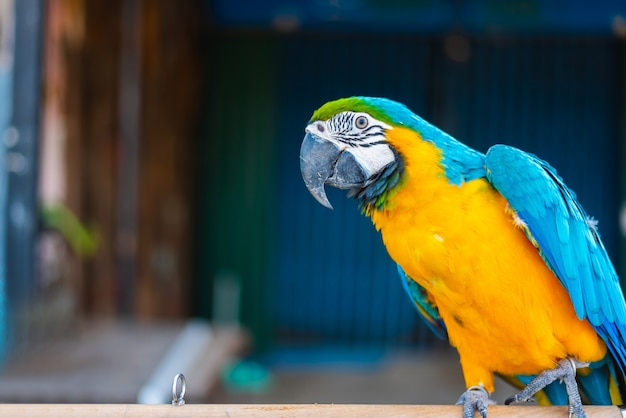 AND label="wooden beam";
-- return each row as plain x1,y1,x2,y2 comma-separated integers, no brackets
0,404,619,417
